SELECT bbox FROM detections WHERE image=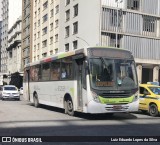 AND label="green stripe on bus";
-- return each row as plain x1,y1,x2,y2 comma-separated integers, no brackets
99,95,134,104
